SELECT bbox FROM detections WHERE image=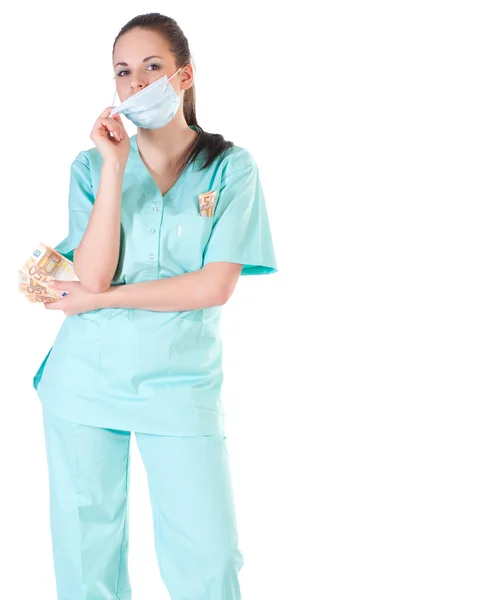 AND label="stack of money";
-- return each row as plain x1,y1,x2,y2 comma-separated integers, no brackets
19,243,79,303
